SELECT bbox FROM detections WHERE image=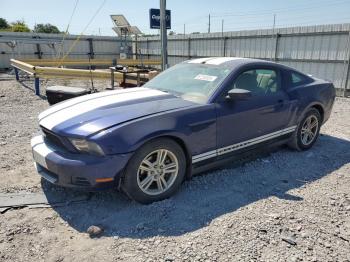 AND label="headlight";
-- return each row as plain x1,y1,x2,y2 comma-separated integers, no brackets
69,138,105,156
